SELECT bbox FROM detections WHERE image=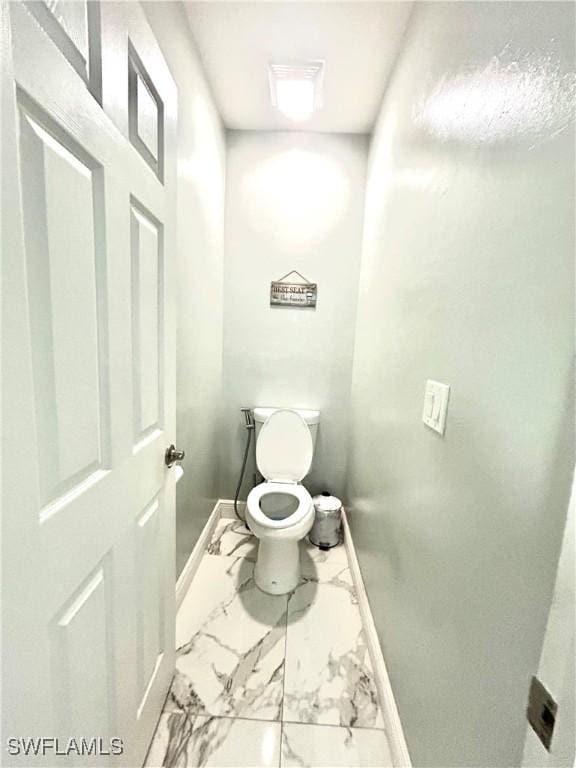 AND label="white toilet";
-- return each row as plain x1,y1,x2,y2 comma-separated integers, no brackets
246,407,320,595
